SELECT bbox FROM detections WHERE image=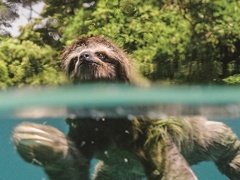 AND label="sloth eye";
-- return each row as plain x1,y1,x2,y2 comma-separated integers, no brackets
96,52,106,61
